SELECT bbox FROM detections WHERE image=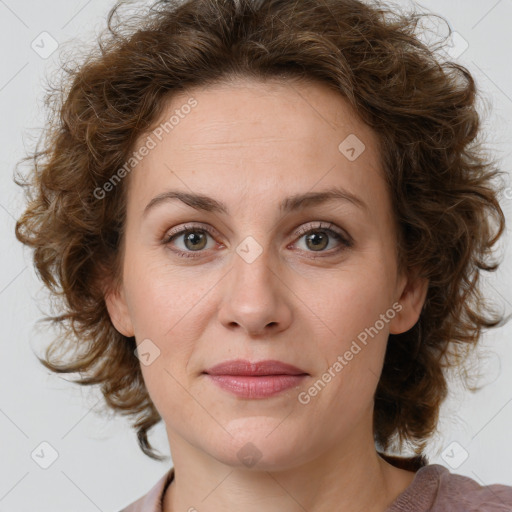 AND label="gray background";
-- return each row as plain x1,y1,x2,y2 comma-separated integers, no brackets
1,0,511,510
